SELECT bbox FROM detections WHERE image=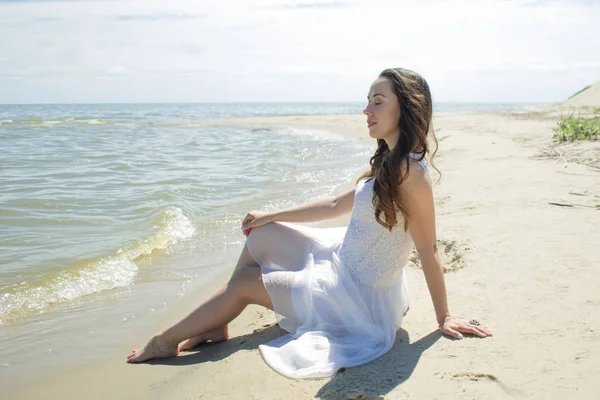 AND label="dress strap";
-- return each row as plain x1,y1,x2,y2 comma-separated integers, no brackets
407,153,433,182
